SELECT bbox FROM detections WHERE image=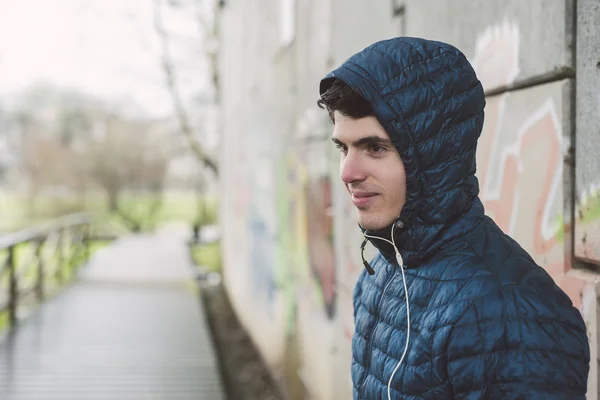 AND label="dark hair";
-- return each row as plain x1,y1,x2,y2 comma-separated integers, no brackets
317,79,374,123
